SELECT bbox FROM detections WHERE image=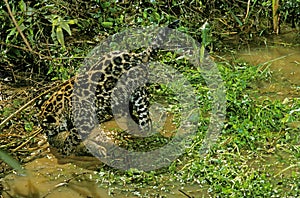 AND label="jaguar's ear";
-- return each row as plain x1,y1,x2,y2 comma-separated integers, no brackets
167,19,180,29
